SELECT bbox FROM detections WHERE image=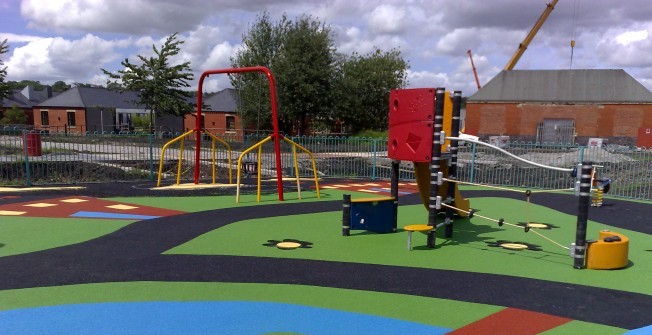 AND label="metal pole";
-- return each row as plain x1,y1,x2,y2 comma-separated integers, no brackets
573,162,592,269
391,160,399,232
22,130,31,187
342,194,351,236
445,91,462,238
427,87,445,248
